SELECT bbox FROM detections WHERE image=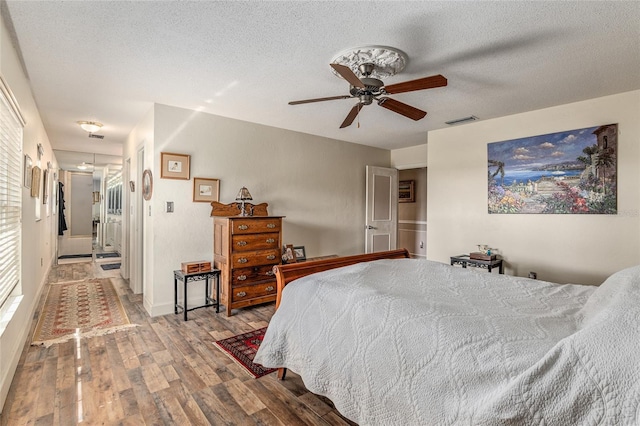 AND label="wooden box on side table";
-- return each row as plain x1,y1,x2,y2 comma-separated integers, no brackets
213,216,284,316
181,260,212,274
